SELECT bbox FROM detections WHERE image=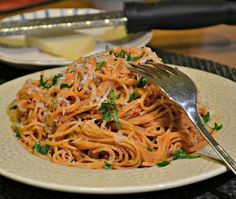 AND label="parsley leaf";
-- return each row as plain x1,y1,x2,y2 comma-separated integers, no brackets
212,122,223,131
113,105,120,129
100,90,120,128
157,161,170,167
201,112,223,131
202,112,210,124
96,61,106,69
128,92,136,103
60,83,70,89
116,49,126,58
38,145,50,155
103,161,112,169
39,75,50,89
126,54,139,62
52,74,63,85
32,141,50,155
100,102,112,123
109,90,115,104
137,77,147,88
172,149,200,160
113,49,143,62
